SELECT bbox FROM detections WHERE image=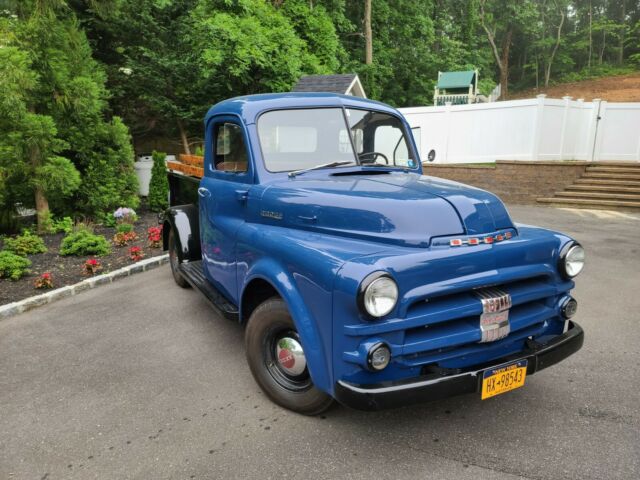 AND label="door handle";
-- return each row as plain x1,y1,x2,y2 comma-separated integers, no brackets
235,190,249,203
198,187,211,198
298,215,317,224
